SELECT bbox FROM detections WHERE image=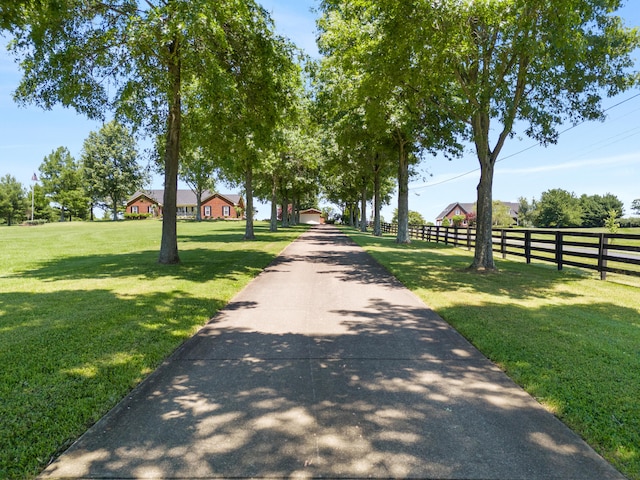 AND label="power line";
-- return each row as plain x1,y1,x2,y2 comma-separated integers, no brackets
411,92,640,191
